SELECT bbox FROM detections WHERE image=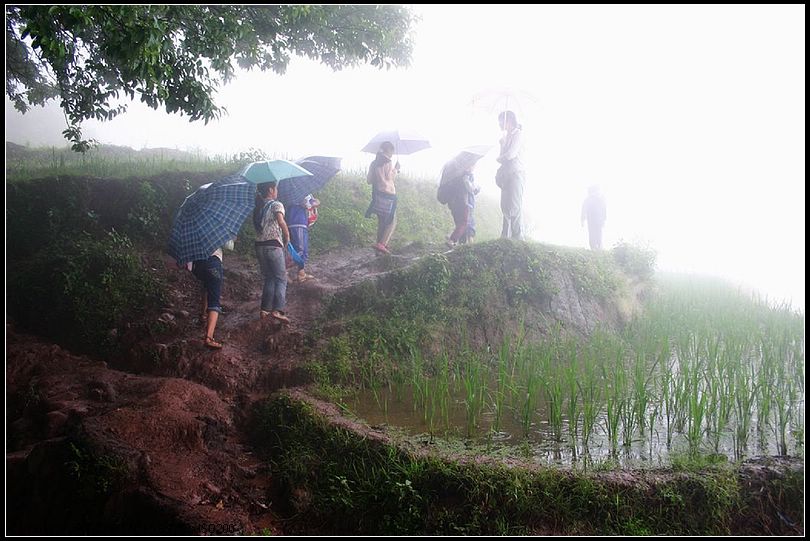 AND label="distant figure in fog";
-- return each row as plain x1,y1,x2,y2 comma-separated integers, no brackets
581,185,607,250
